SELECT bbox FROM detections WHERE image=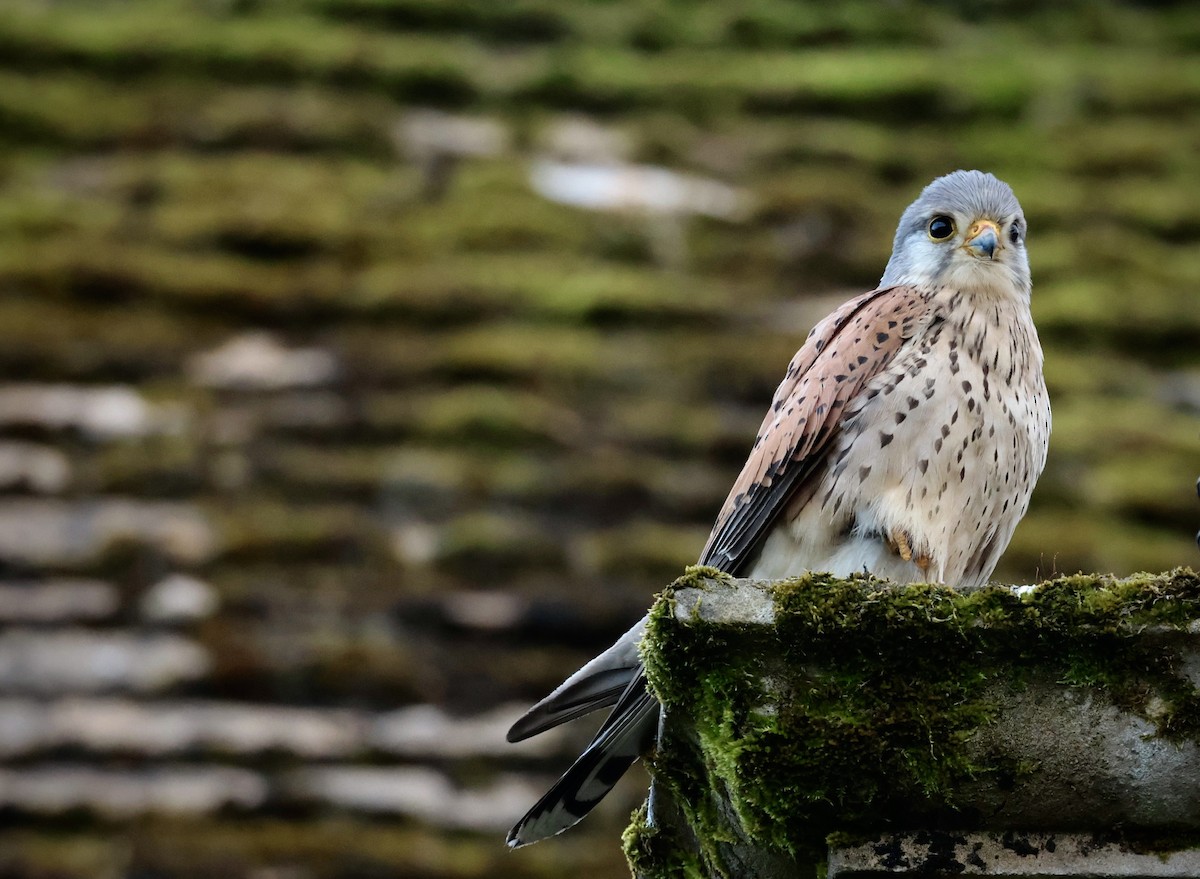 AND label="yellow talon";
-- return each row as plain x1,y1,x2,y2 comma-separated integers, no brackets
888,531,932,572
